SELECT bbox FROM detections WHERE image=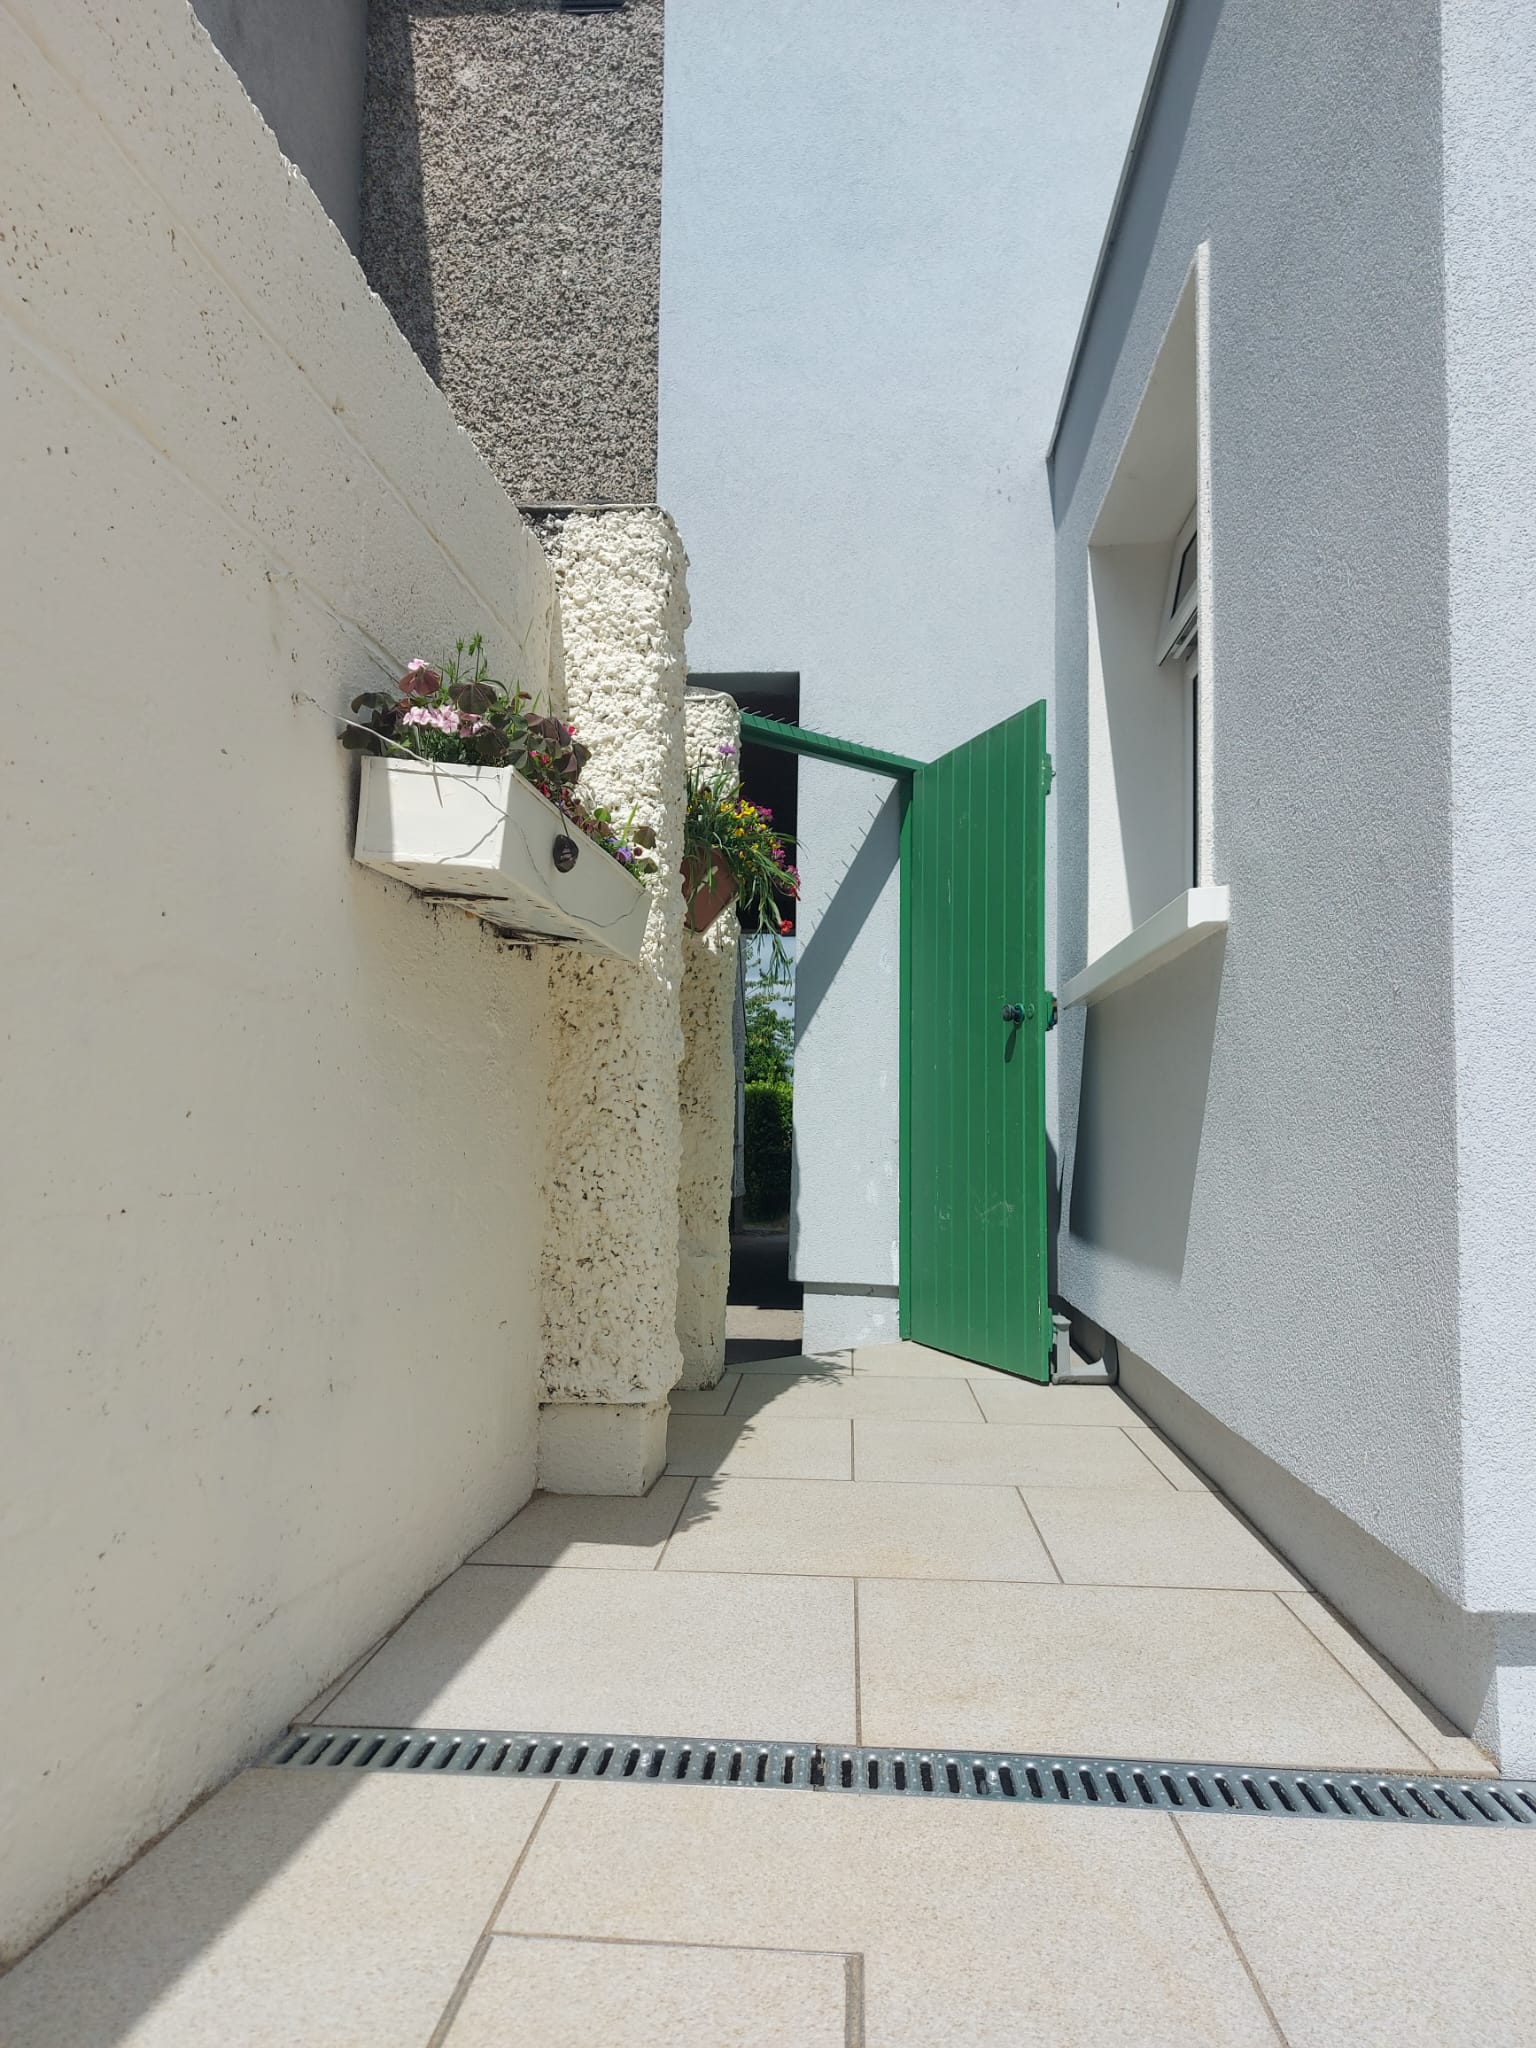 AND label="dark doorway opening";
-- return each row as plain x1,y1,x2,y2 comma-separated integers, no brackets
689,672,803,1362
